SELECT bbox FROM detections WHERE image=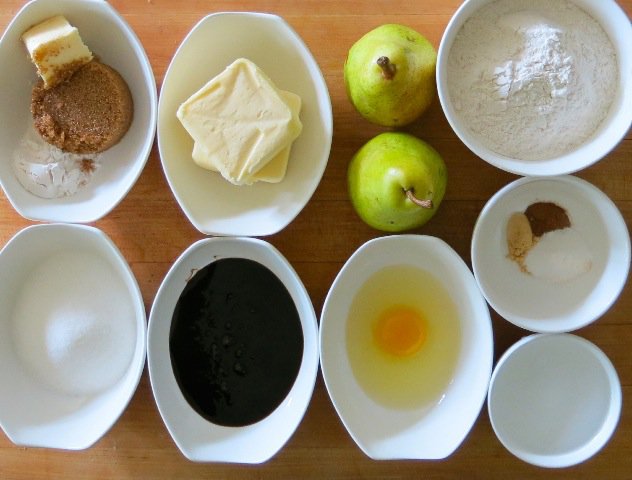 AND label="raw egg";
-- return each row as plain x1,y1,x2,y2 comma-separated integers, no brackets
346,265,462,410
373,306,426,357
